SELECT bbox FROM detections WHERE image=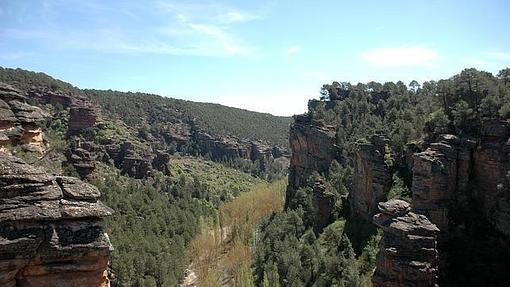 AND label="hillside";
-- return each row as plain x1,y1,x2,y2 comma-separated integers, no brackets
0,67,291,147
0,67,290,286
